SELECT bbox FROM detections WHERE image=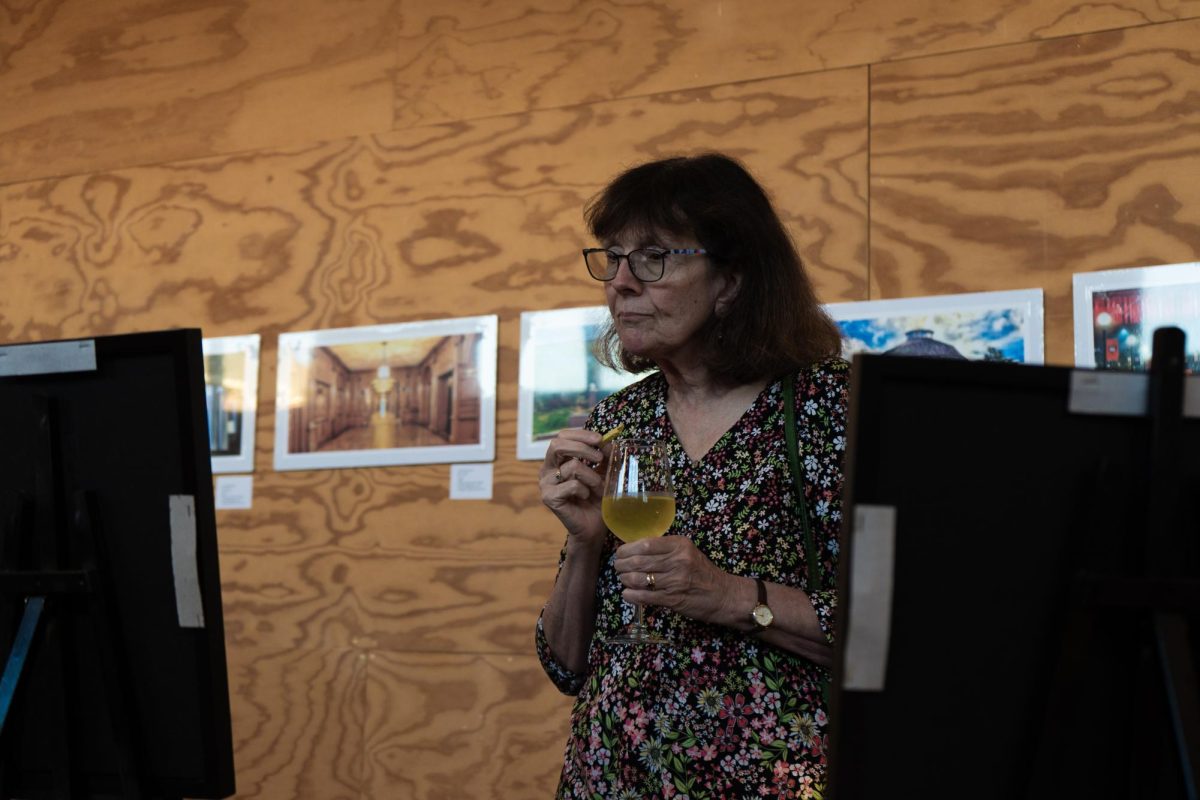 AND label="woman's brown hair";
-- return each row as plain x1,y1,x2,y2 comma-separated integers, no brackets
586,153,842,384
